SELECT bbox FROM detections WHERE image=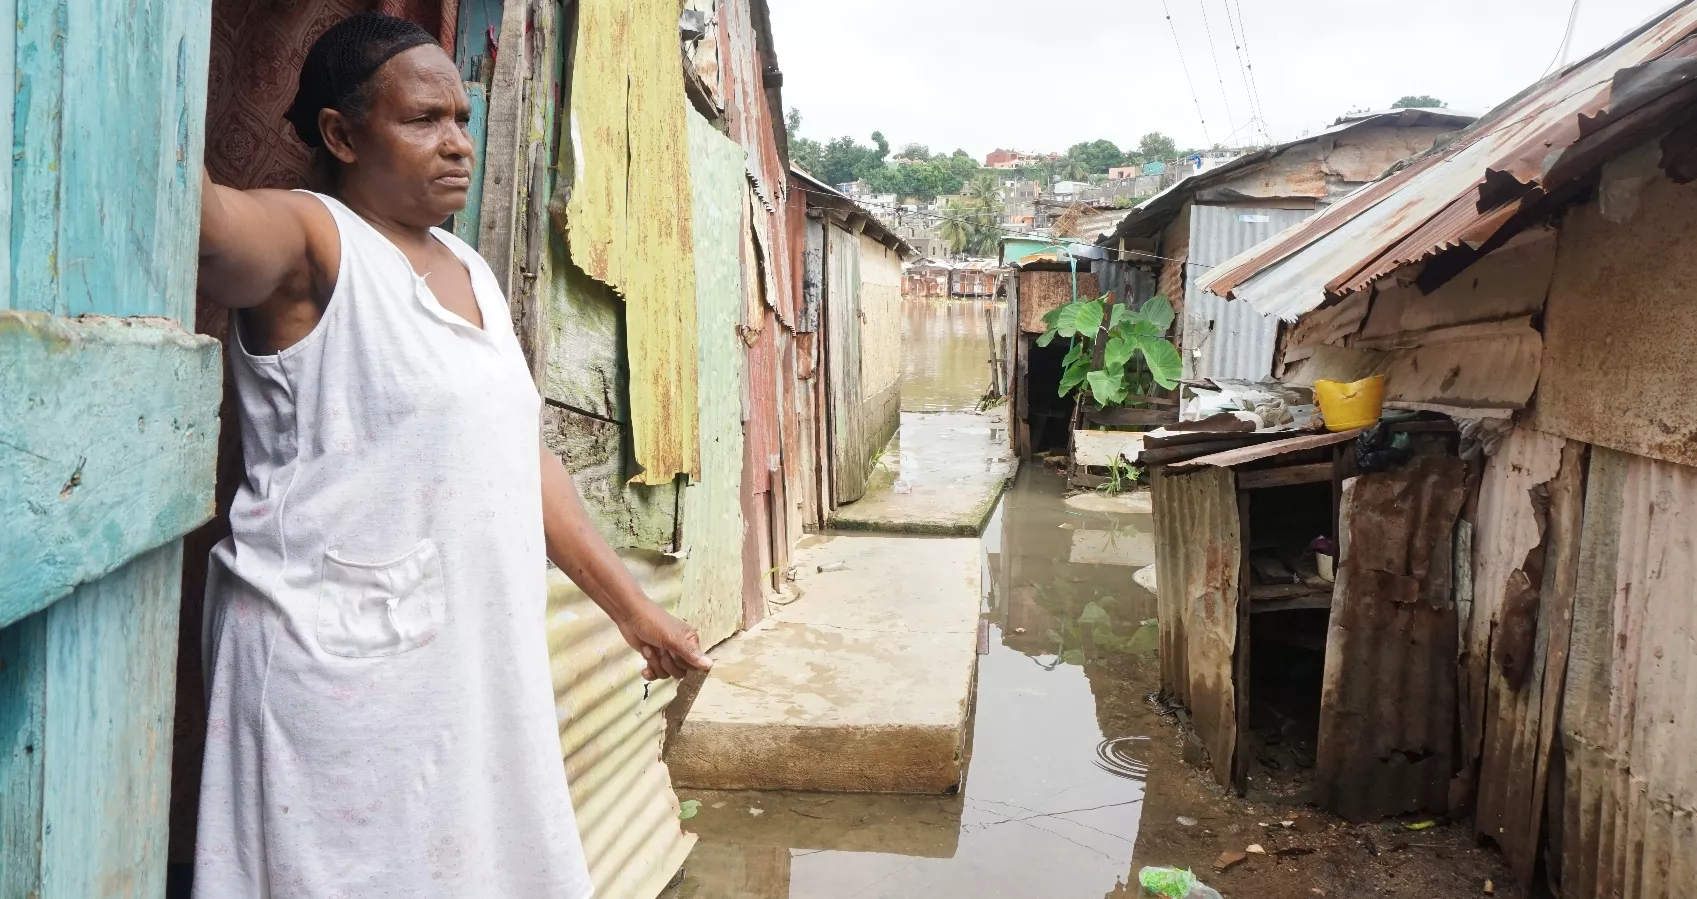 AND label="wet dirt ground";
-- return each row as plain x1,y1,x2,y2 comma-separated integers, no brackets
660,301,1520,899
